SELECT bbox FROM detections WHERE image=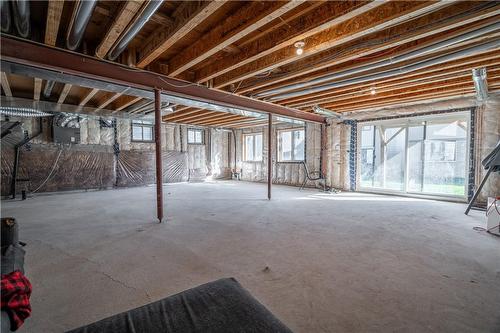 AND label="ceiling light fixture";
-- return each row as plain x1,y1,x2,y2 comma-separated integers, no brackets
294,41,305,55
370,87,377,95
